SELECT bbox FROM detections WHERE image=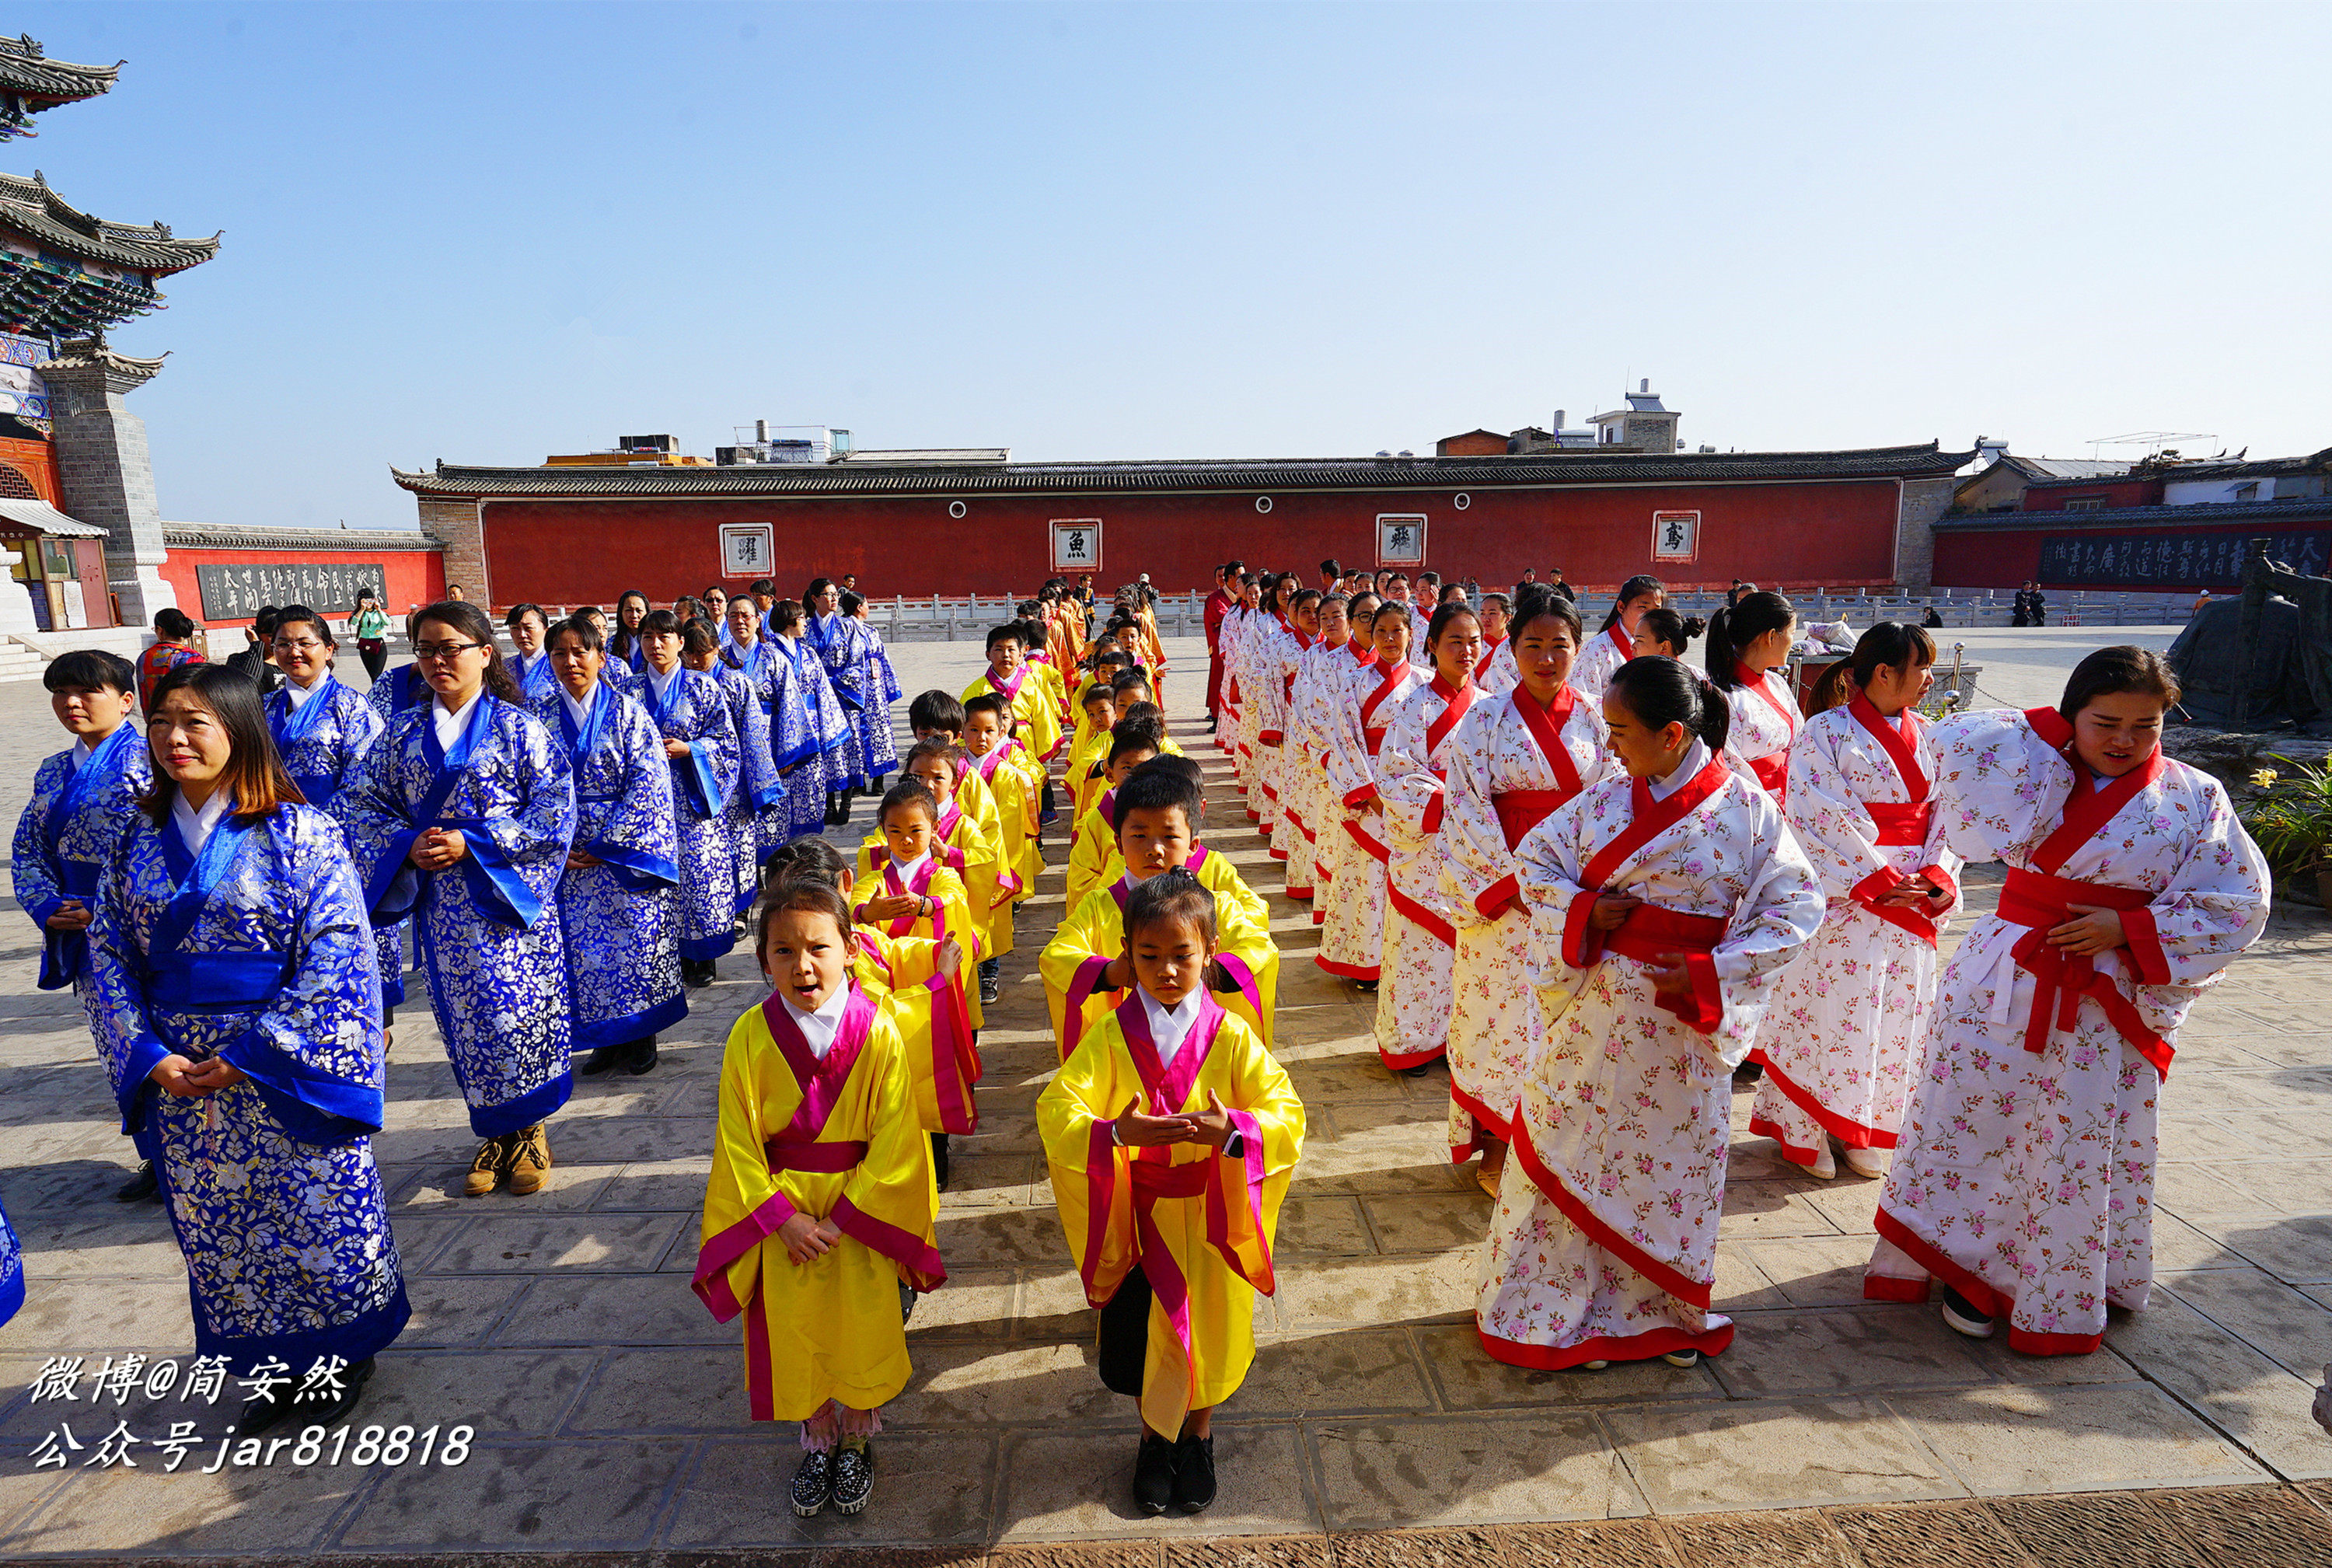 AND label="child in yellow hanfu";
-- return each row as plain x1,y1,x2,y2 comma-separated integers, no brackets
962,623,1062,766
963,692,1042,997
1064,711,1168,913
694,878,944,1521
1038,871,1304,1516
1042,759,1280,1060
